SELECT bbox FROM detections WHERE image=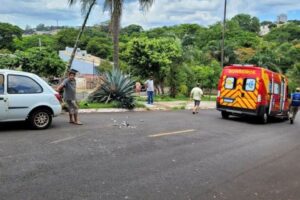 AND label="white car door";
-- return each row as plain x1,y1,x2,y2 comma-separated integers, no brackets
0,73,8,120
7,74,43,120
